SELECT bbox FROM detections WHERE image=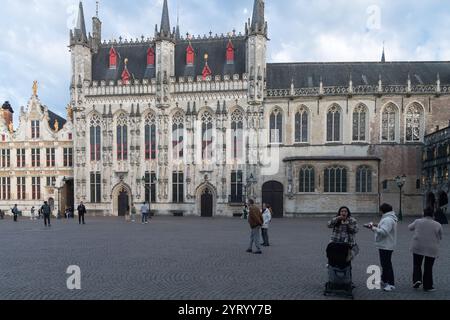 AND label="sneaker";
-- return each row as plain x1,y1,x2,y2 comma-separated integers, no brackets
424,288,436,292
383,285,395,292
413,281,422,289
253,251,262,254
246,249,253,253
